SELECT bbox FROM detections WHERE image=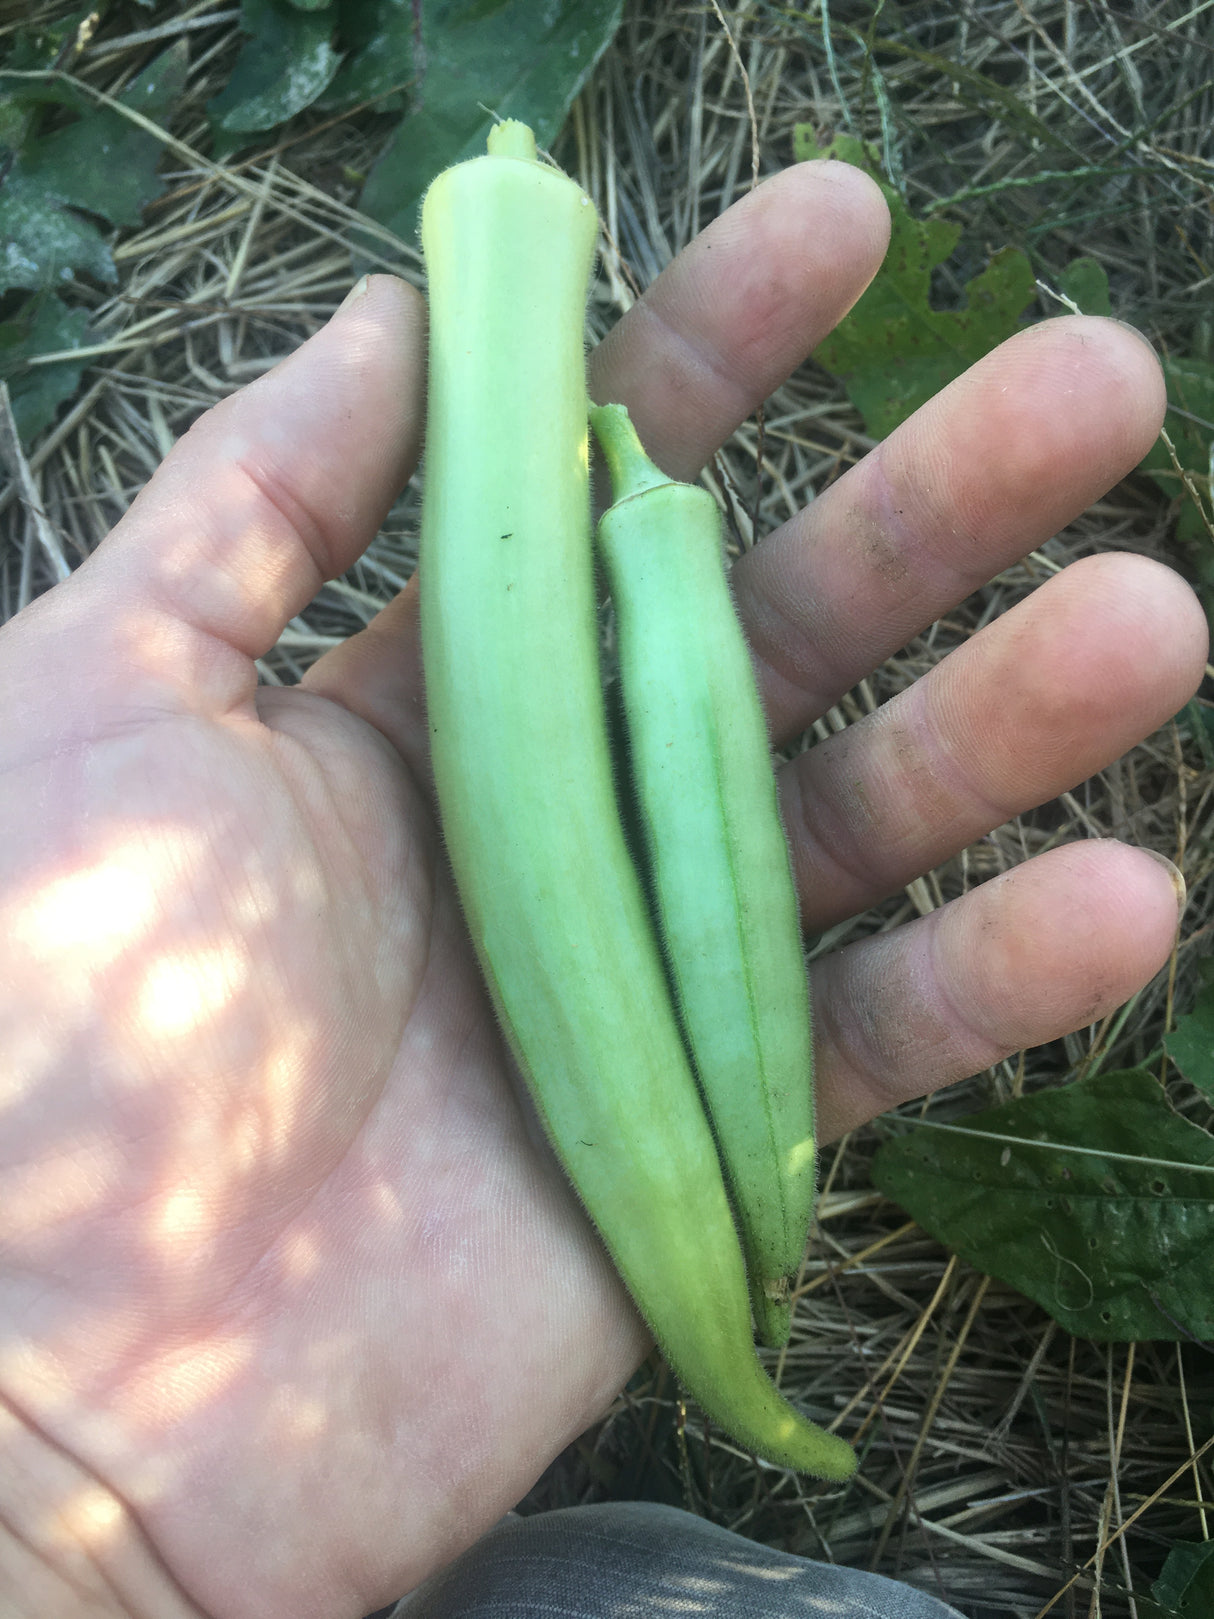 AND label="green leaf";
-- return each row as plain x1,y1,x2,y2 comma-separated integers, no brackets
795,130,1037,440
208,0,341,136
1167,977,1214,1102
1139,354,1214,548
870,1069,1214,1342
1056,255,1112,317
1150,1541,1214,1617
0,171,115,294
1048,256,1214,571
0,293,93,442
317,0,414,112
0,5,97,80
0,42,187,293
0,76,91,154
357,0,624,245
14,42,188,229
1179,697,1214,770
